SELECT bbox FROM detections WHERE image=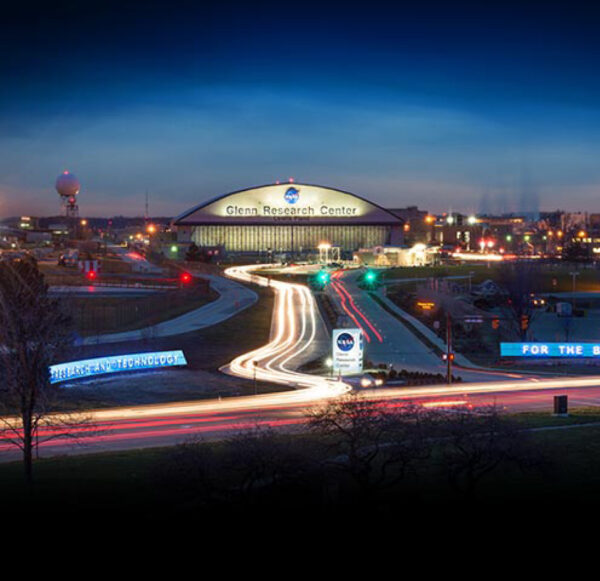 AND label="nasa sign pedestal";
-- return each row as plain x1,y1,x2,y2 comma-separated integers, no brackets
332,328,364,375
